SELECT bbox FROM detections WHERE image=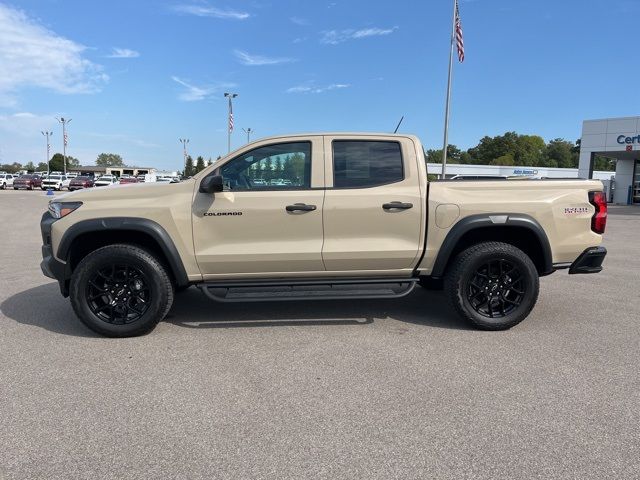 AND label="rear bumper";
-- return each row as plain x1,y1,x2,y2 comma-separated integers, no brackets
569,246,607,274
